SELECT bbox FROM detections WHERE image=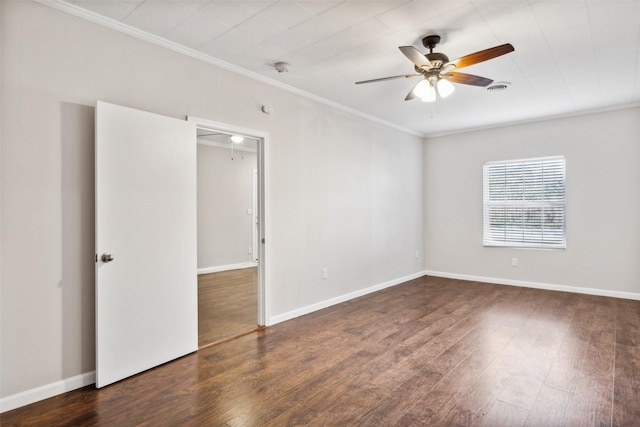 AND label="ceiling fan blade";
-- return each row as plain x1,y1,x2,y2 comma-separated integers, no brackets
399,46,432,68
355,74,421,84
450,43,514,69
445,72,493,87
